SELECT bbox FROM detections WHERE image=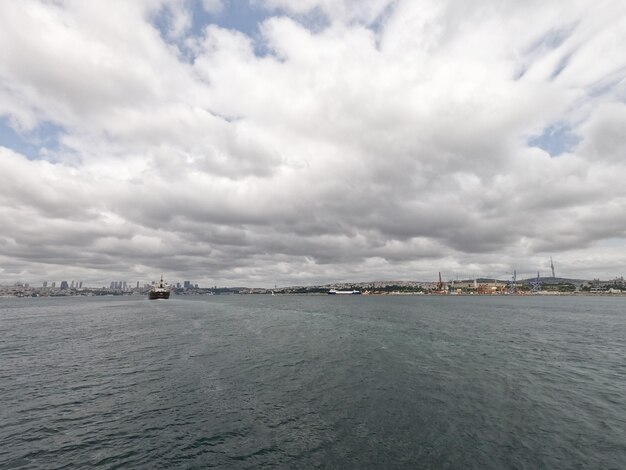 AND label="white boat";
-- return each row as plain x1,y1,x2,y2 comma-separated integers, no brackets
328,289,361,295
